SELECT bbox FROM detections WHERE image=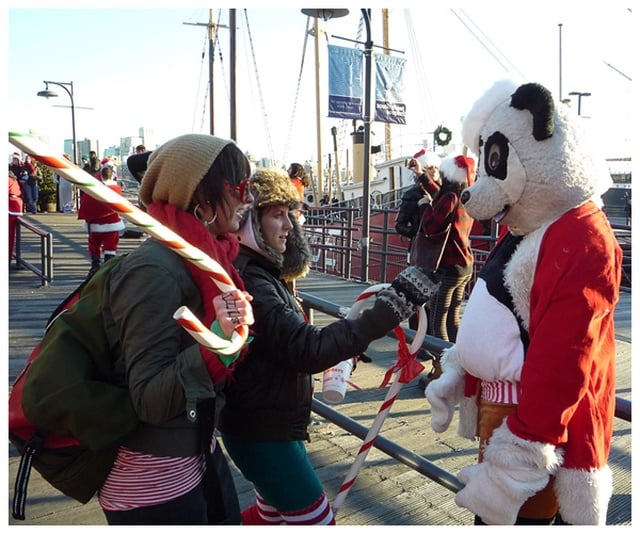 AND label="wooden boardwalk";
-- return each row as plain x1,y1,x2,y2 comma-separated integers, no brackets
7,212,631,525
